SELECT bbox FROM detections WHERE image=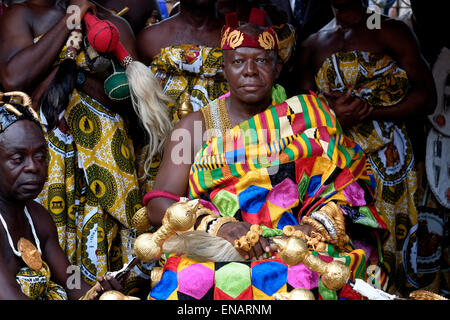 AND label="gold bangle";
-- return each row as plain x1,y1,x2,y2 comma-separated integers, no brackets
210,216,237,237
302,216,328,237
196,214,218,232
319,202,350,248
